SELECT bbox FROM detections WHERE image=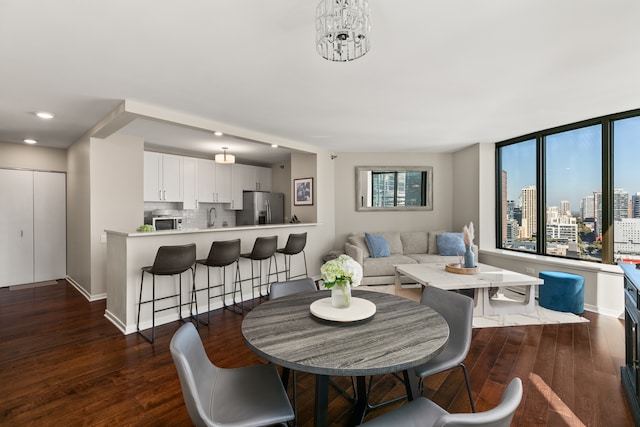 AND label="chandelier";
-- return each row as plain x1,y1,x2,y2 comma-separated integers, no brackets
316,0,371,62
